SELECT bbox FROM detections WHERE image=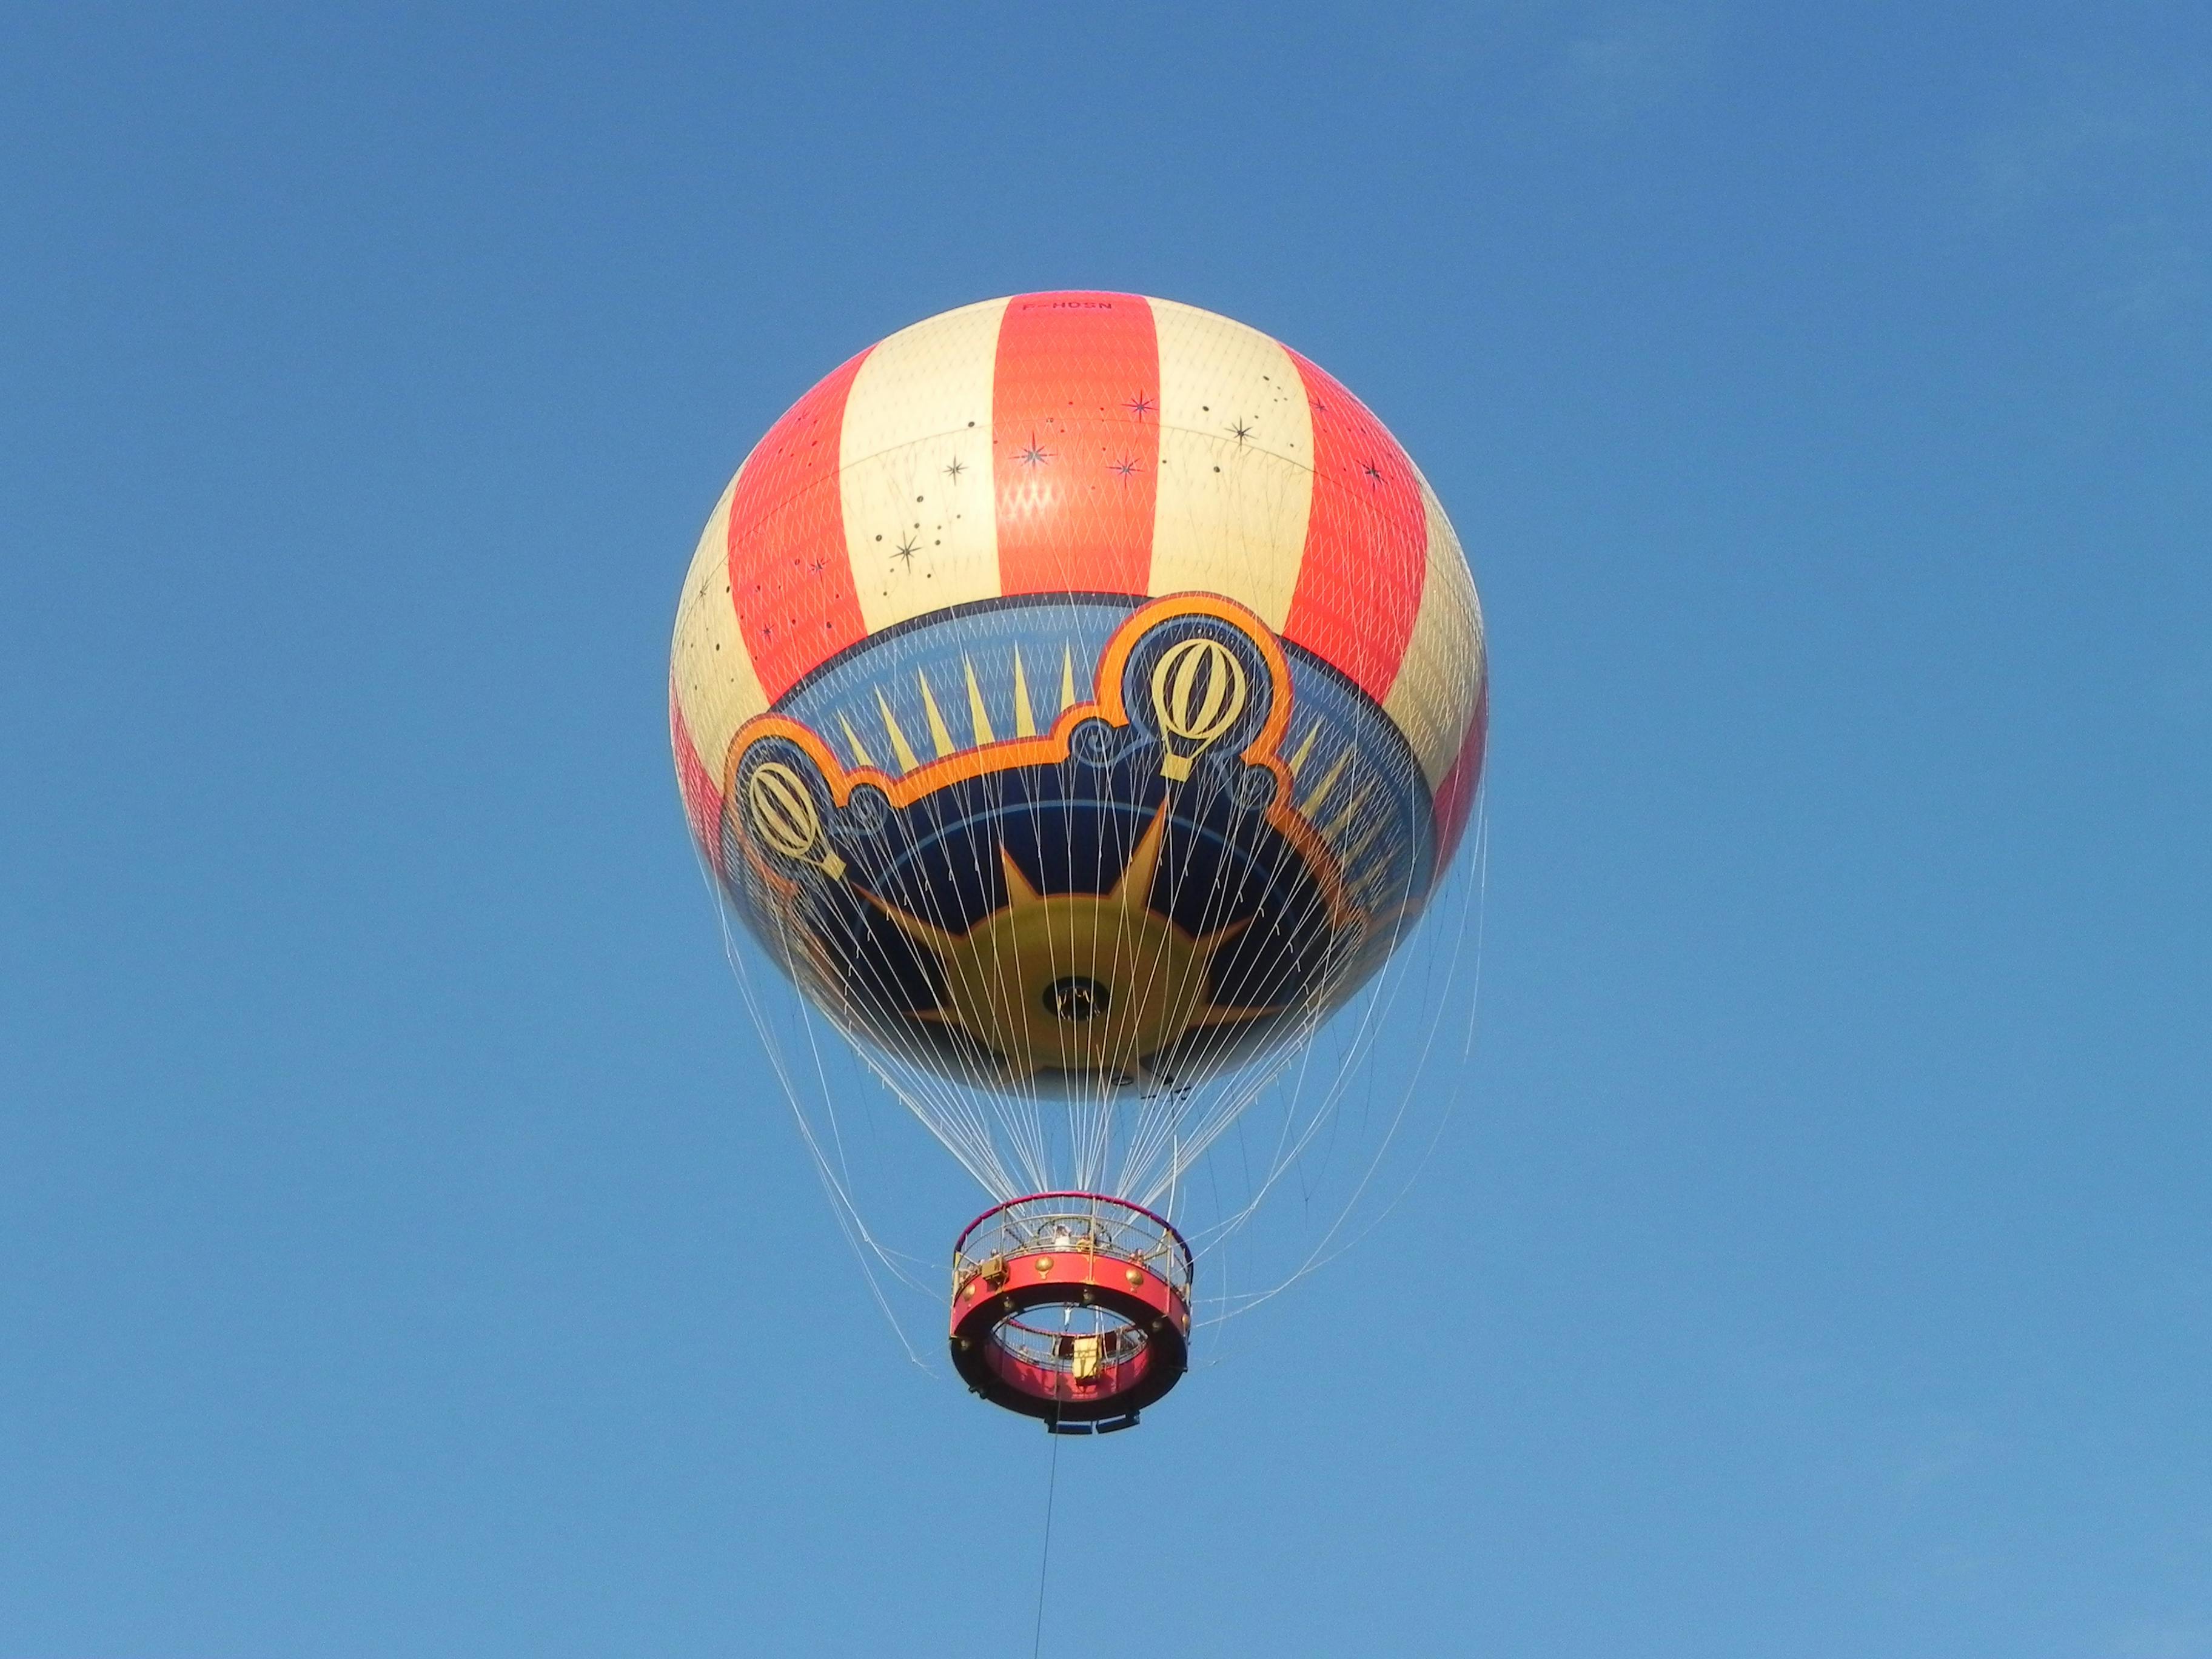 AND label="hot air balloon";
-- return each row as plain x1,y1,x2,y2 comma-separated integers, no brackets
670,292,1486,1430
